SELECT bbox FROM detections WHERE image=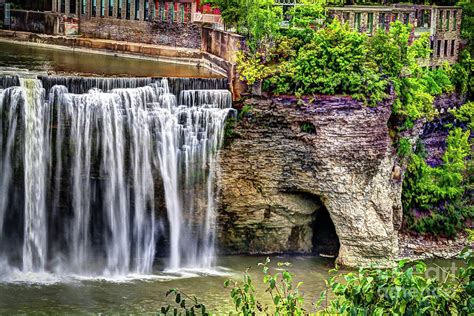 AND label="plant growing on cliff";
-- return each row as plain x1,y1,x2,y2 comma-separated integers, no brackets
458,0,474,56
397,137,412,159
260,19,389,104
451,101,474,130
402,127,472,237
